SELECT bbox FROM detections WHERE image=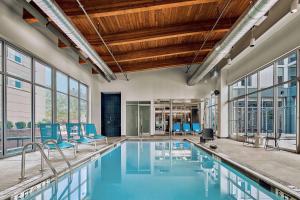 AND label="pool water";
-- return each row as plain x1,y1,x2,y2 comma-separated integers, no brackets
24,141,281,200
